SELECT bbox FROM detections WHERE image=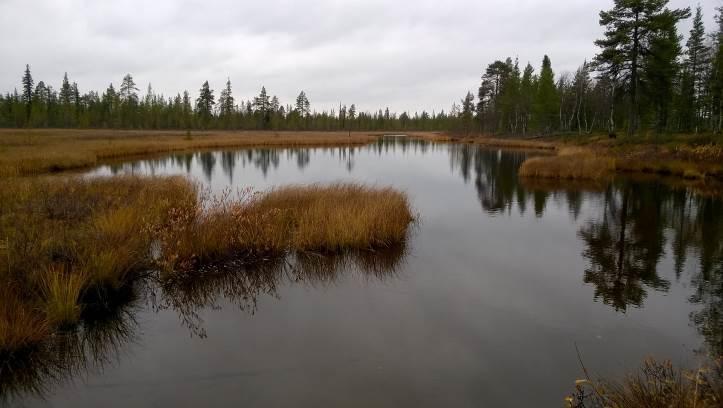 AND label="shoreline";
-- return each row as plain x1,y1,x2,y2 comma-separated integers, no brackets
1,129,721,187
